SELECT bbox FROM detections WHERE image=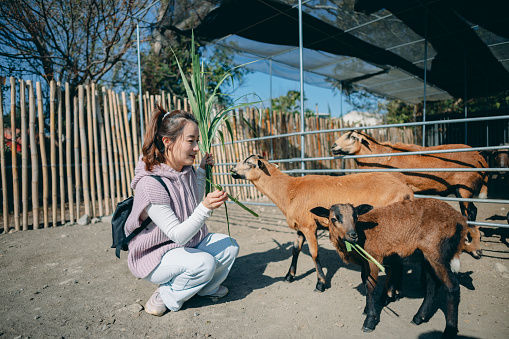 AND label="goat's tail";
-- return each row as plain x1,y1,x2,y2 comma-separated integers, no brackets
478,176,488,199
